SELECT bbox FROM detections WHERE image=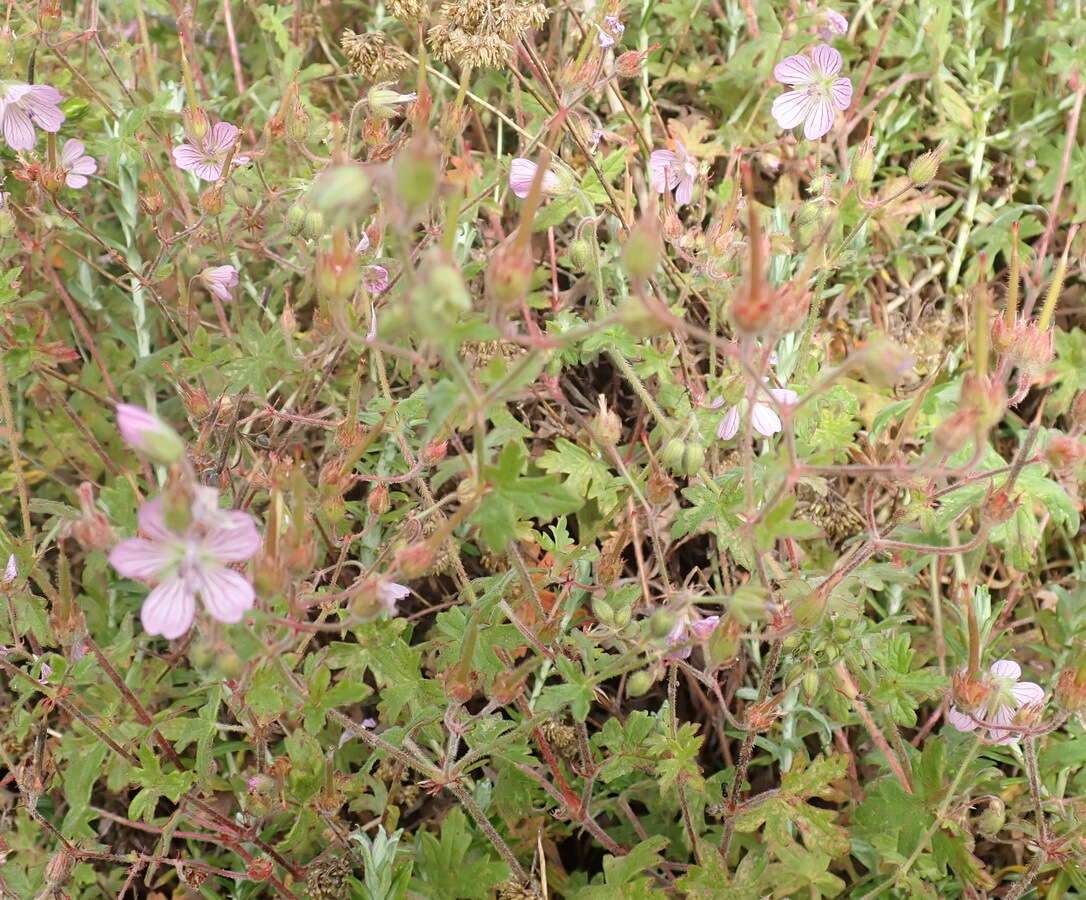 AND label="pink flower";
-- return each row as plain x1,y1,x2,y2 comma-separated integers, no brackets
816,9,848,40
377,580,410,615
509,157,562,199
108,493,261,639
201,265,239,302
665,614,720,660
947,660,1045,744
59,138,97,189
172,121,250,182
116,403,185,464
0,83,65,151
771,44,853,140
363,264,390,295
355,231,371,254
596,15,624,47
649,143,697,206
717,387,799,440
